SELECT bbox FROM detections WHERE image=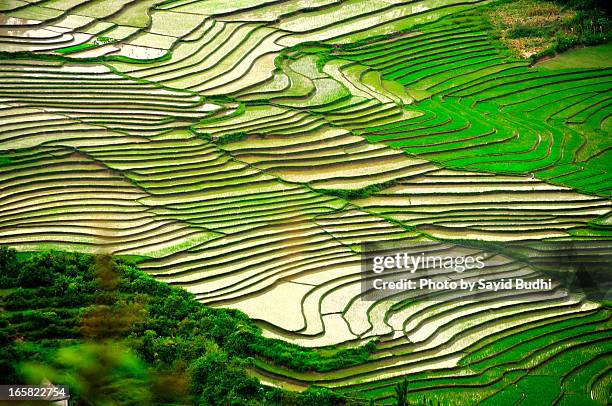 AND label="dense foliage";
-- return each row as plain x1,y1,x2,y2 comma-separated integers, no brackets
313,180,398,201
551,4,611,53
0,247,371,405
554,0,611,14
